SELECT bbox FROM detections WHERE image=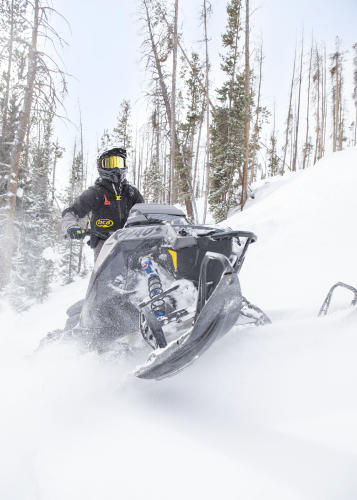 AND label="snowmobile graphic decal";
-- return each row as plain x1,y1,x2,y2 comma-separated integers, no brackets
96,219,114,228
